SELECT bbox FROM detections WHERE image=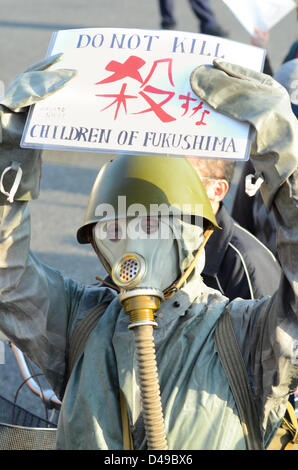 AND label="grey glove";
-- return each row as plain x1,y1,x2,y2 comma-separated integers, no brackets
190,59,298,209
0,54,76,203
